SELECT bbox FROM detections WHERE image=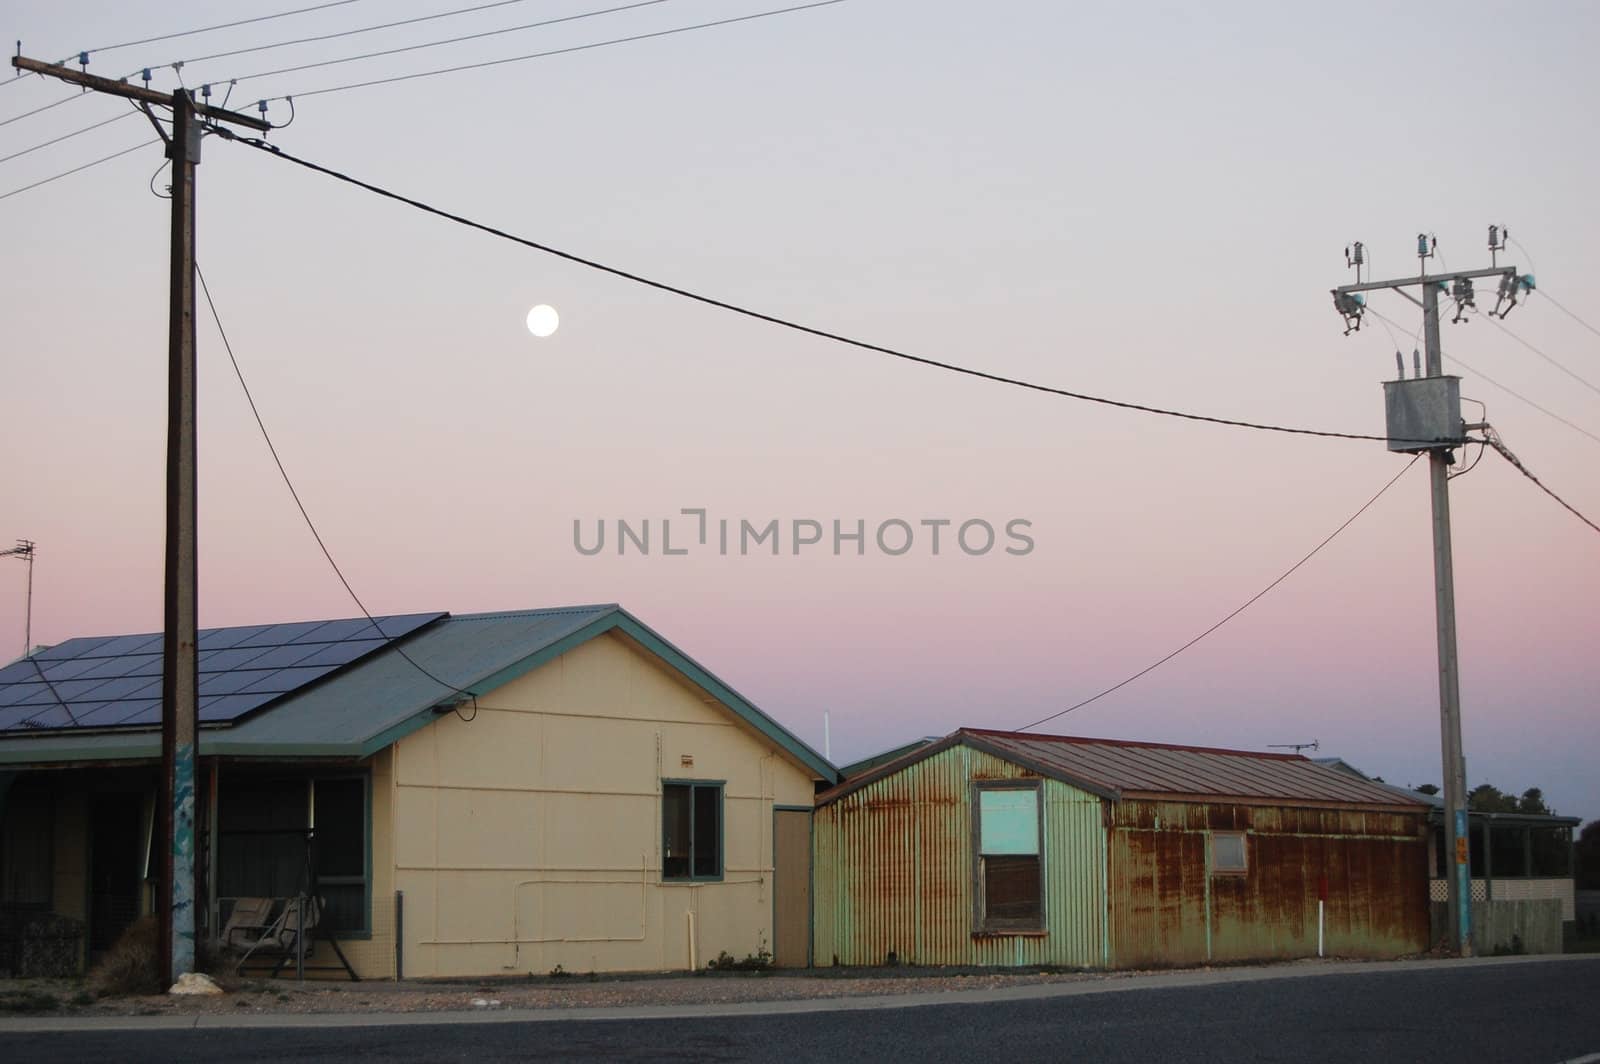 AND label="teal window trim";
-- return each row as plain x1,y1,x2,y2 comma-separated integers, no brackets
970,779,1045,934
662,779,725,883
312,771,372,936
